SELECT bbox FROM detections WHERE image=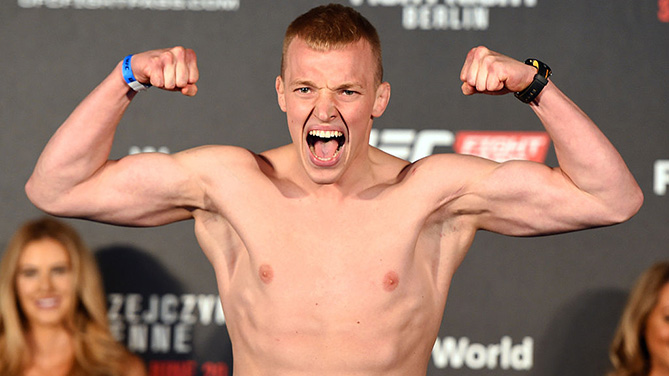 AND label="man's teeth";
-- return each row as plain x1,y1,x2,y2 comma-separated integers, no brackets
307,129,344,162
308,130,343,138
